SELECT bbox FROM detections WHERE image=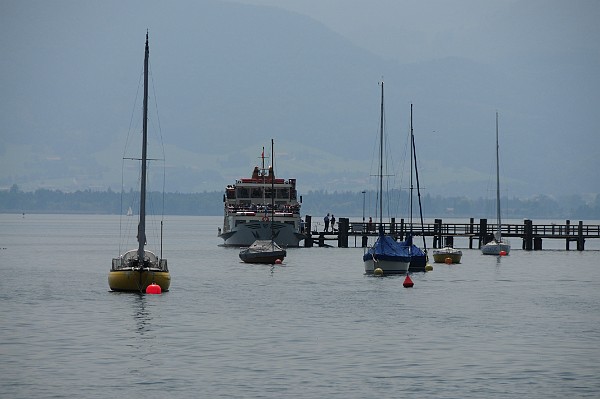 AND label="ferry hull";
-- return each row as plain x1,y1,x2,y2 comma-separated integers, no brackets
220,219,304,247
